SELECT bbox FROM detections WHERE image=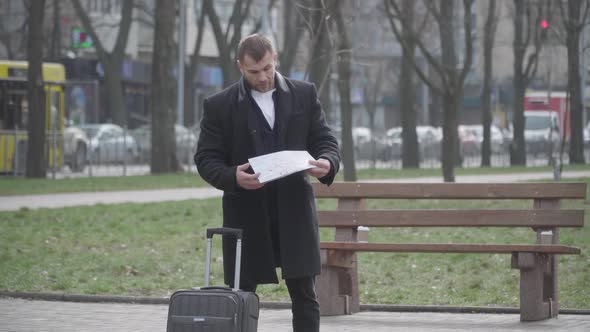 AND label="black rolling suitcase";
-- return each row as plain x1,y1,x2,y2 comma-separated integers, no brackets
167,228,259,331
